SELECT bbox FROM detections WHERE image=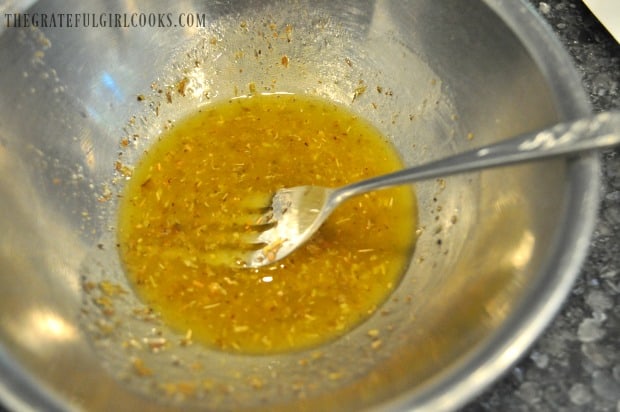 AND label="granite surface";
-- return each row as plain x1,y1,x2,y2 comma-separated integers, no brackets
464,1,620,411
